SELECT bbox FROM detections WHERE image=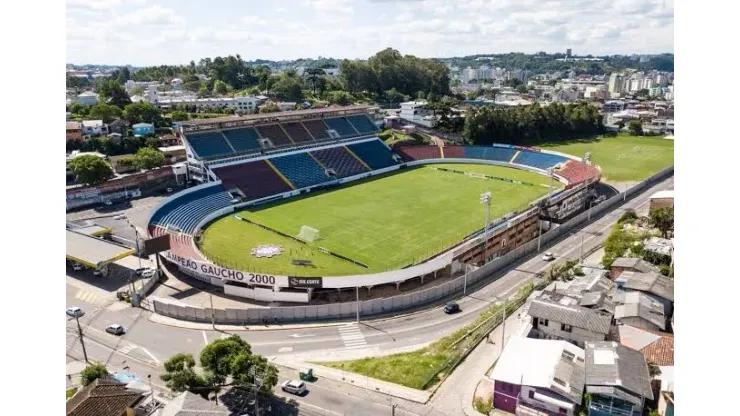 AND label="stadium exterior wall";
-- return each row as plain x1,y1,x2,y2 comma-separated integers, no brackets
153,165,674,323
